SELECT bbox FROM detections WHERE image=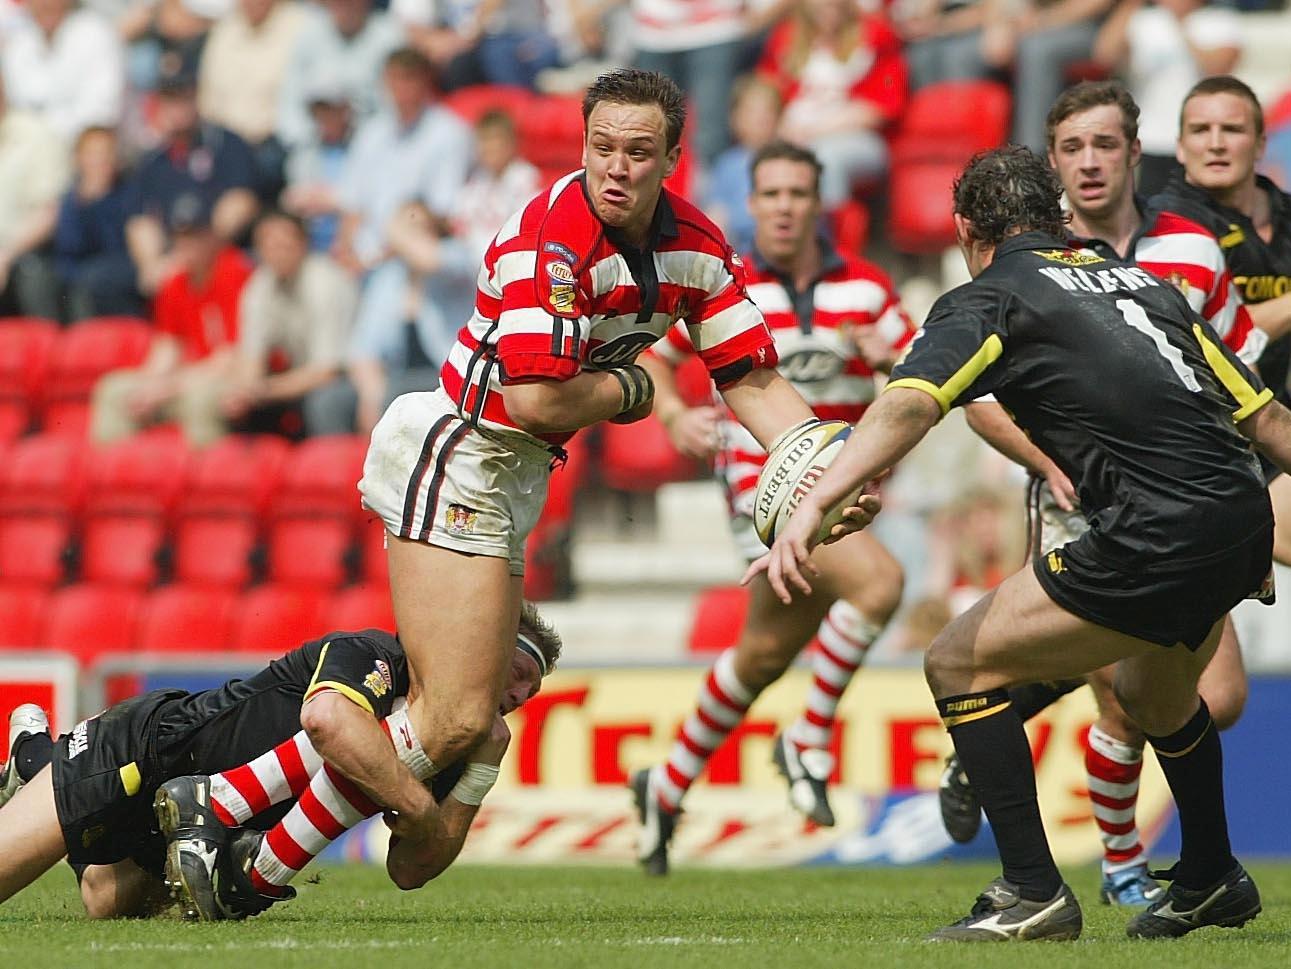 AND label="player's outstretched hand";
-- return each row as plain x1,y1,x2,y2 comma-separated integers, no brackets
741,501,823,604
663,405,721,460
